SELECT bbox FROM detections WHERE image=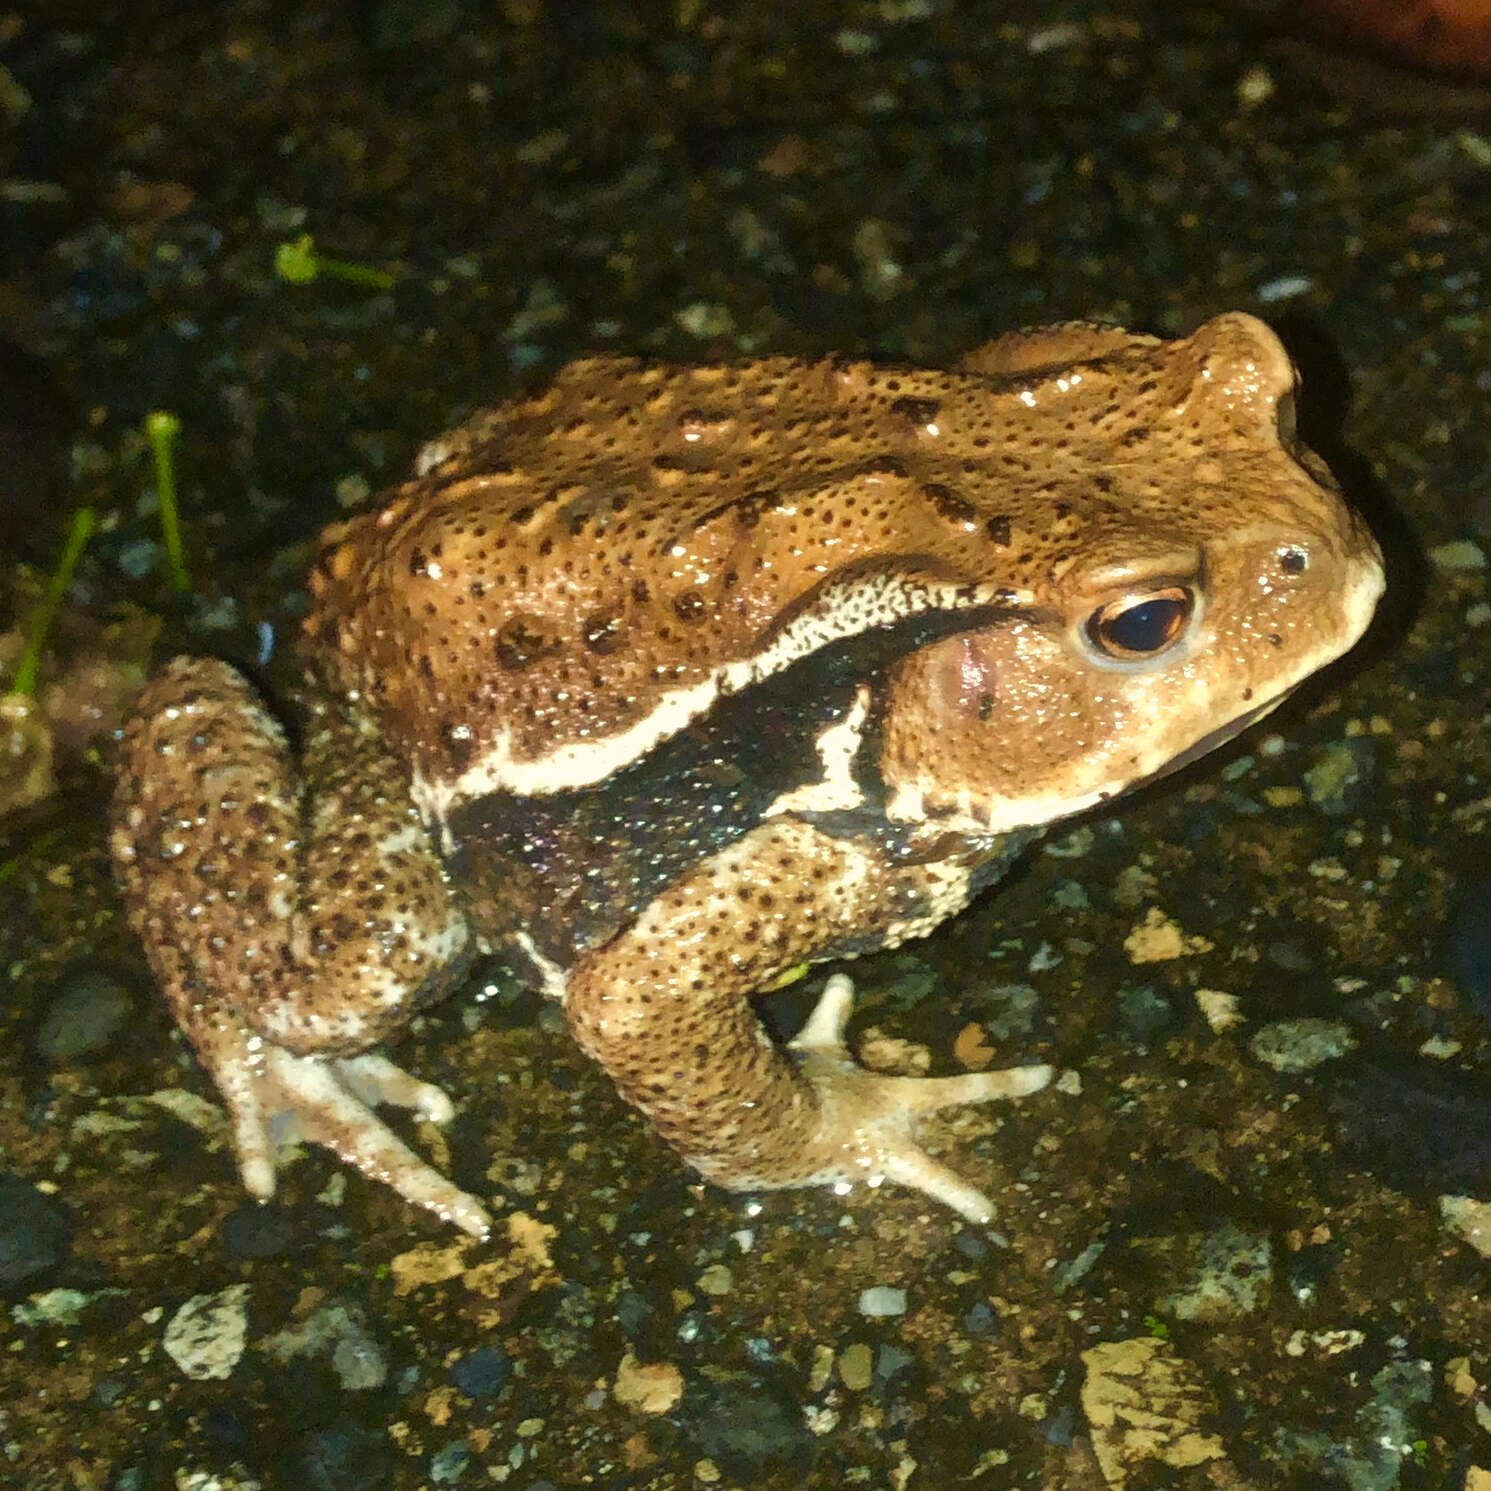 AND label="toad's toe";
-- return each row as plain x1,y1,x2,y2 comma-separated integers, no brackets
226,1045,491,1238
788,973,1052,1222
